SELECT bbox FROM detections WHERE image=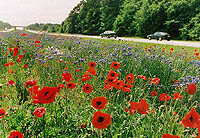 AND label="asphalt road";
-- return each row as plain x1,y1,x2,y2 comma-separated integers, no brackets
31,30,200,48
2,29,200,48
